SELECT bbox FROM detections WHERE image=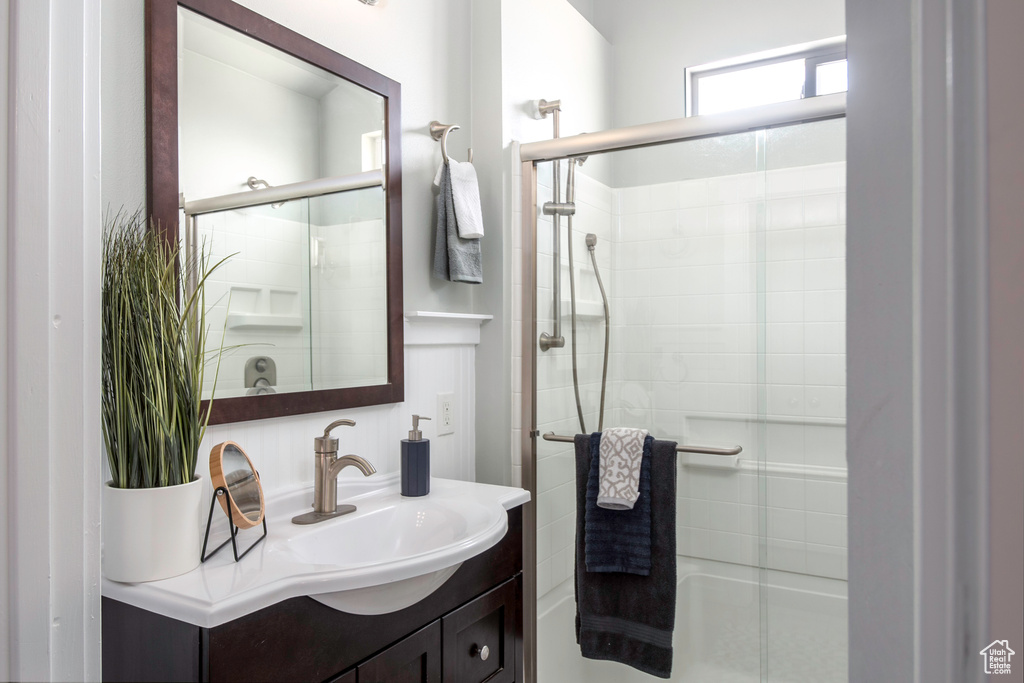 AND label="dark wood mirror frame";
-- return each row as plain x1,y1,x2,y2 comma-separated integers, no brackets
145,0,404,425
